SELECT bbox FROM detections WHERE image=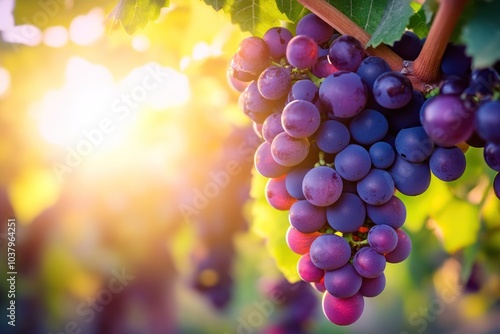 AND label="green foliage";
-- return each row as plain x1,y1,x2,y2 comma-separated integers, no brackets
250,170,301,283
408,8,429,39
462,0,500,68
365,0,414,47
276,0,308,23
109,0,168,34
